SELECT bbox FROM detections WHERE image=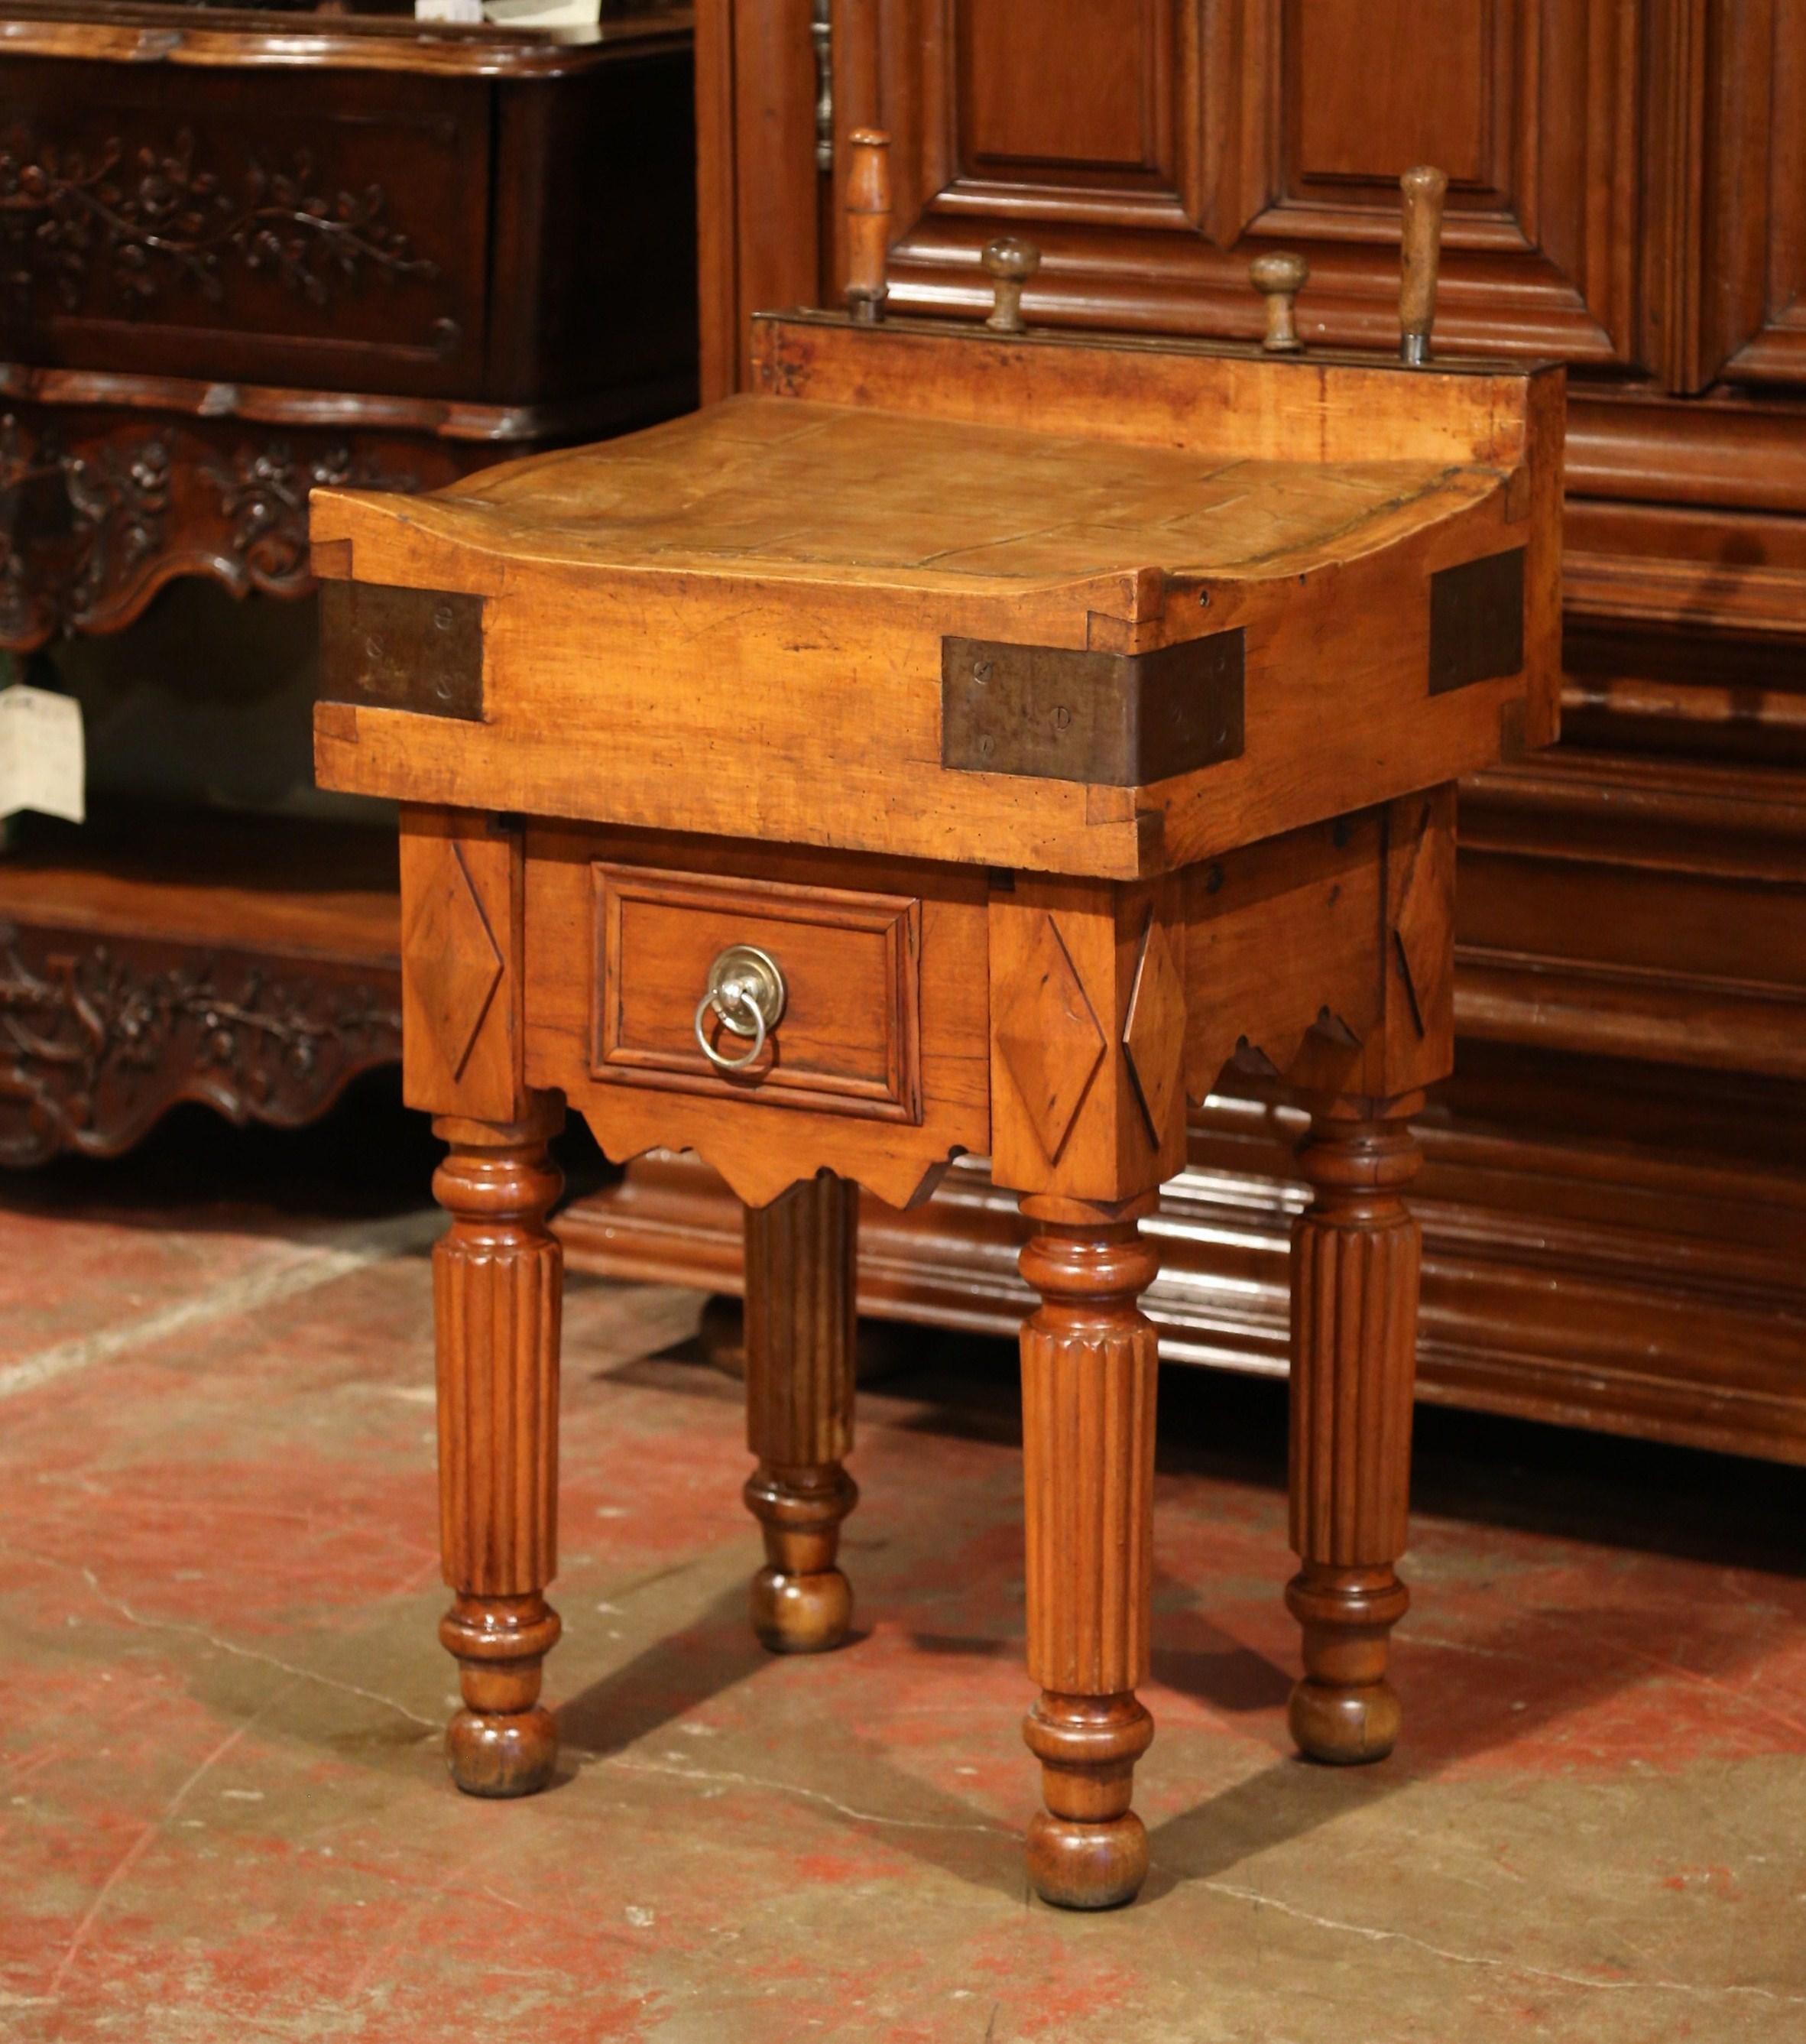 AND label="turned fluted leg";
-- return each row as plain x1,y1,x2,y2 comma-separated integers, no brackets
432,1101,564,1797
1018,1196,1159,1910
743,1171,859,1654
1286,1103,1422,1765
